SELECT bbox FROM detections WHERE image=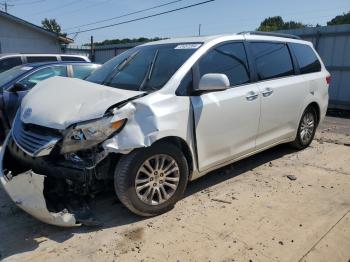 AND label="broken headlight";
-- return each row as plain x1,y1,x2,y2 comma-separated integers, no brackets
61,116,126,154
